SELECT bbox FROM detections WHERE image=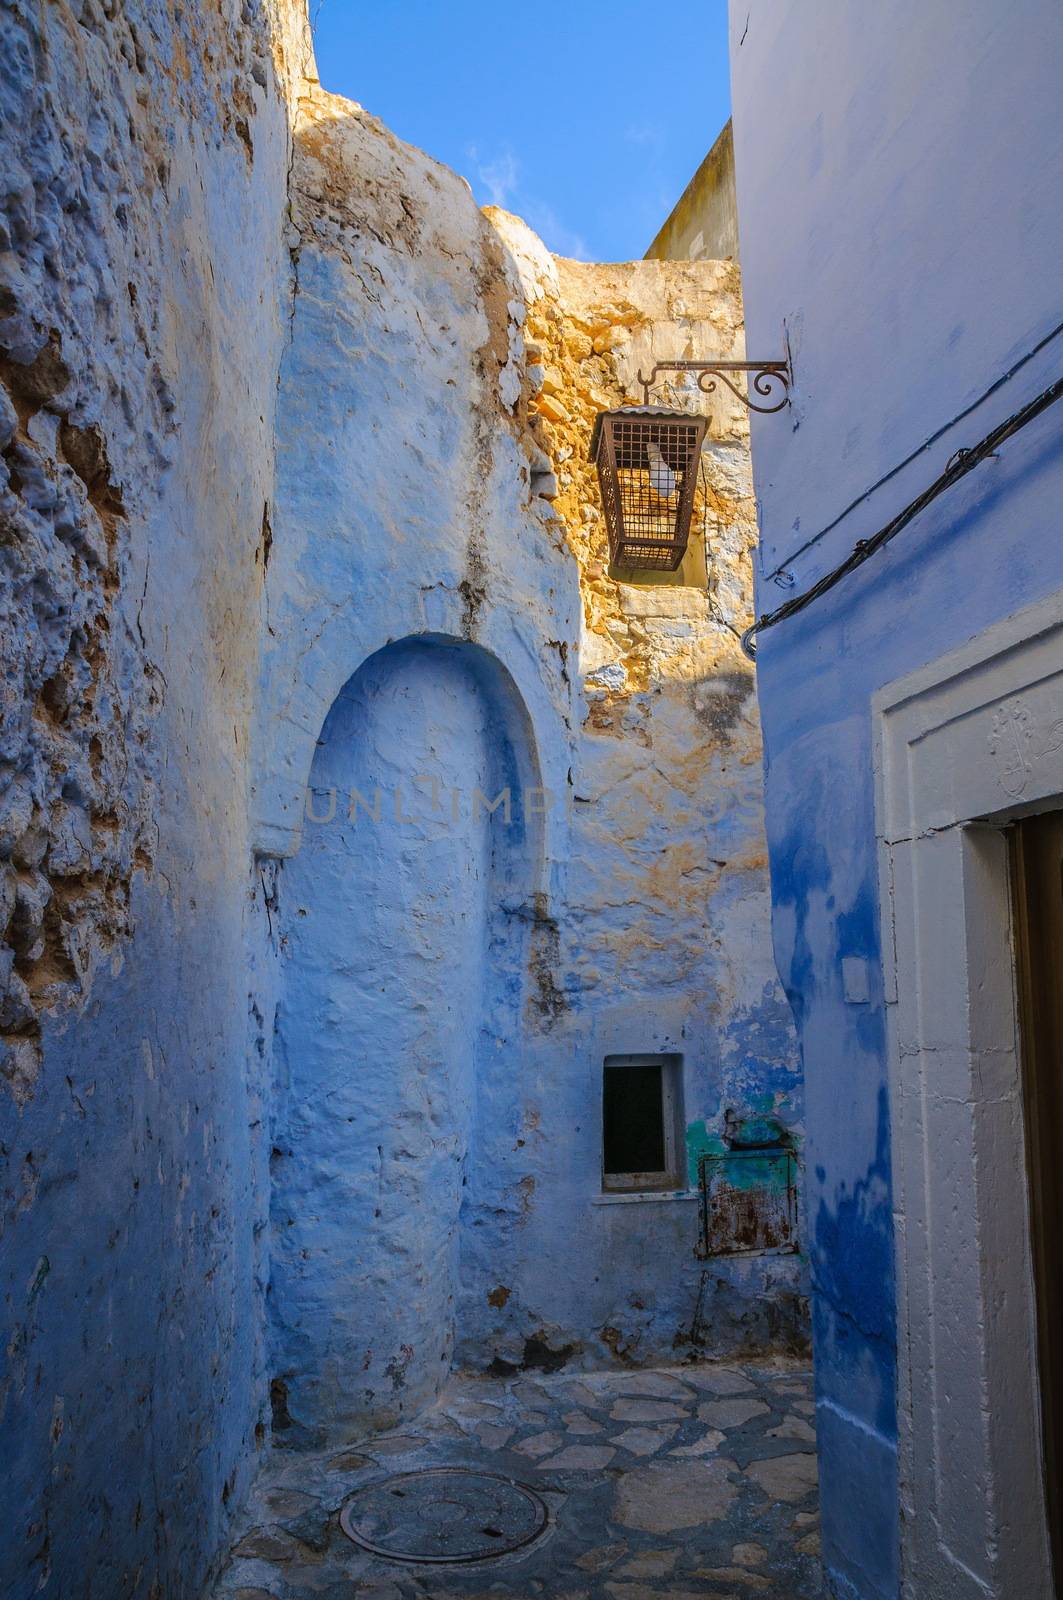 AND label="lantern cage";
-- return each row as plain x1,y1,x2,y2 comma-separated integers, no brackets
589,406,708,571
